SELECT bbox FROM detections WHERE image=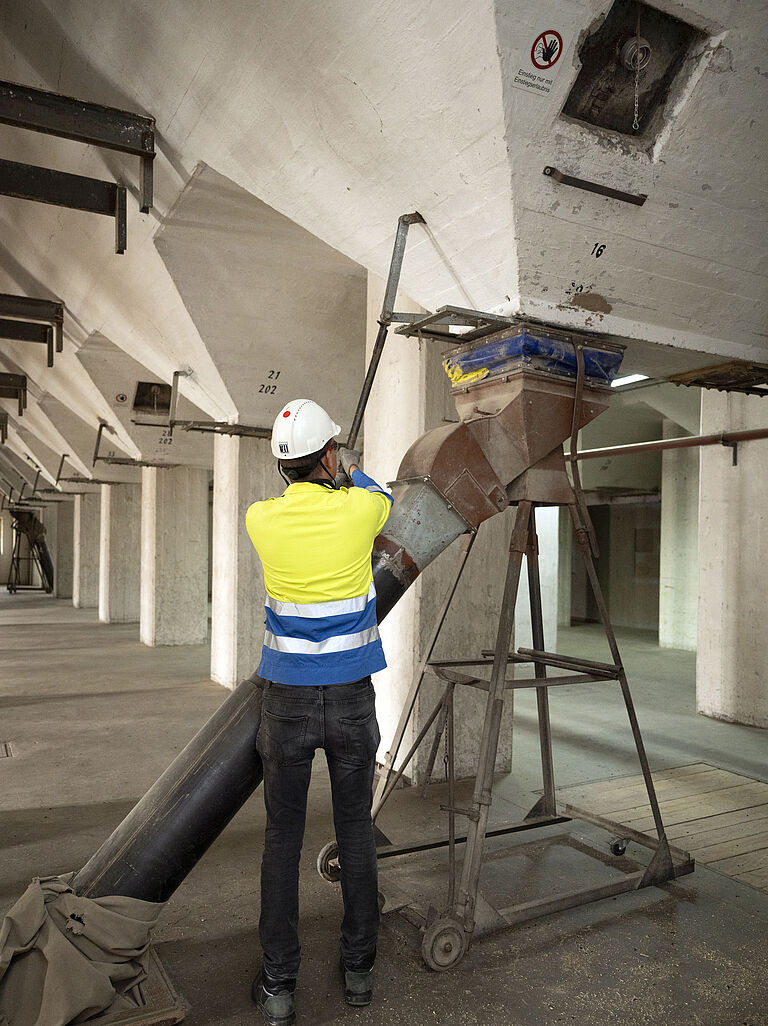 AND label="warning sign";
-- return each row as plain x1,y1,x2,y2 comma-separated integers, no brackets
512,29,566,98
531,31,563,70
